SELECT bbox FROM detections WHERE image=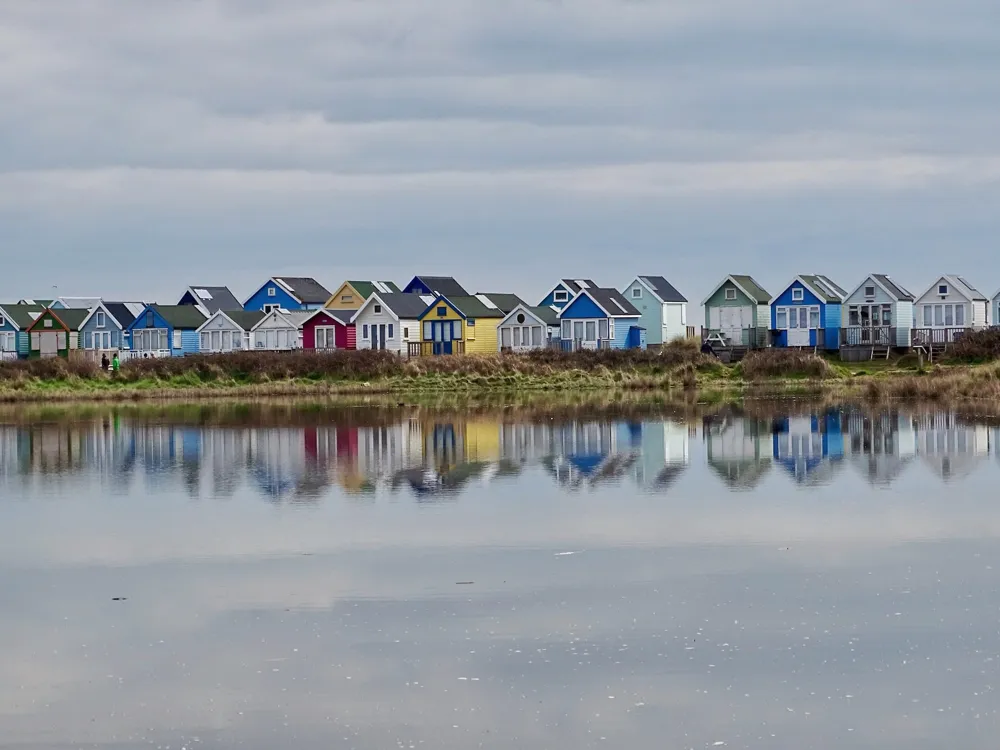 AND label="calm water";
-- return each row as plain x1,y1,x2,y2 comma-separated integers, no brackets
1,401,999,749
